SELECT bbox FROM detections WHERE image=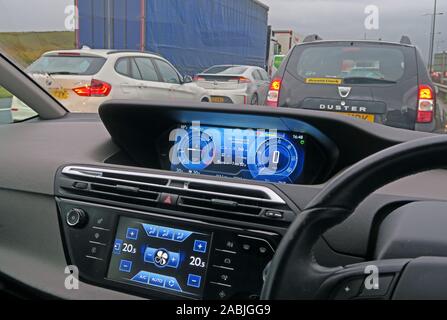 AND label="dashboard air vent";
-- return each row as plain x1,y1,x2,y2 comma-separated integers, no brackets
57,166,295,223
